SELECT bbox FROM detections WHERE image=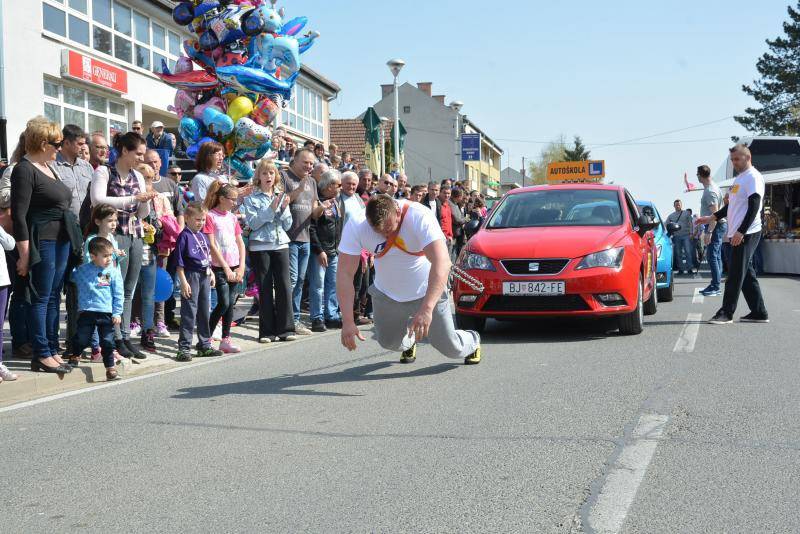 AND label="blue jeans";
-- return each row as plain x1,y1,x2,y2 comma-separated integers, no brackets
138,255,157,331
28,240,70,358
309,253,340,322
288,241,310,322
707,222,727,290
672,235,694,272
